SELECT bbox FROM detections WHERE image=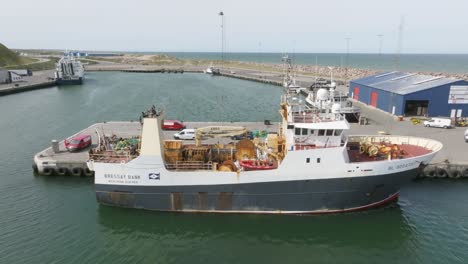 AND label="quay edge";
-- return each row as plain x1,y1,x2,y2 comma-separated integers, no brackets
32,121,468,179
0,80,56,96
